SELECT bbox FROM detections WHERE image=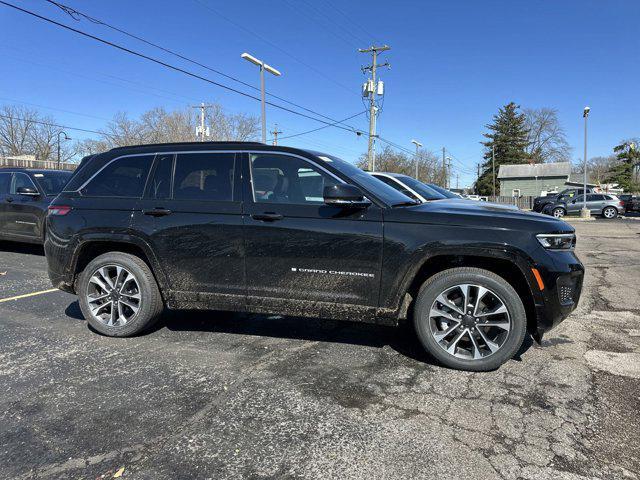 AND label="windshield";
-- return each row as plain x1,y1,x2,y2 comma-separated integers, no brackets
426,183,459,199
395,175,446,200
305,151,415,206
33,171,73,195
